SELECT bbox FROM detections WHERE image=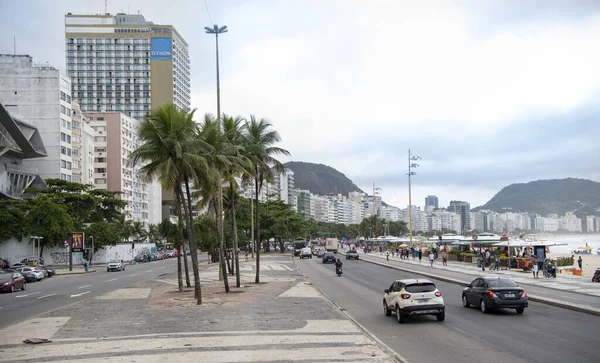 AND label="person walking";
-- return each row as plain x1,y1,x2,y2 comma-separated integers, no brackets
418,249,423,262
494,253,499,271
442,251,448,267
532,255,539,278
577,256,583,270
245,250,249,262
429,251,435,267
385,251,390,261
